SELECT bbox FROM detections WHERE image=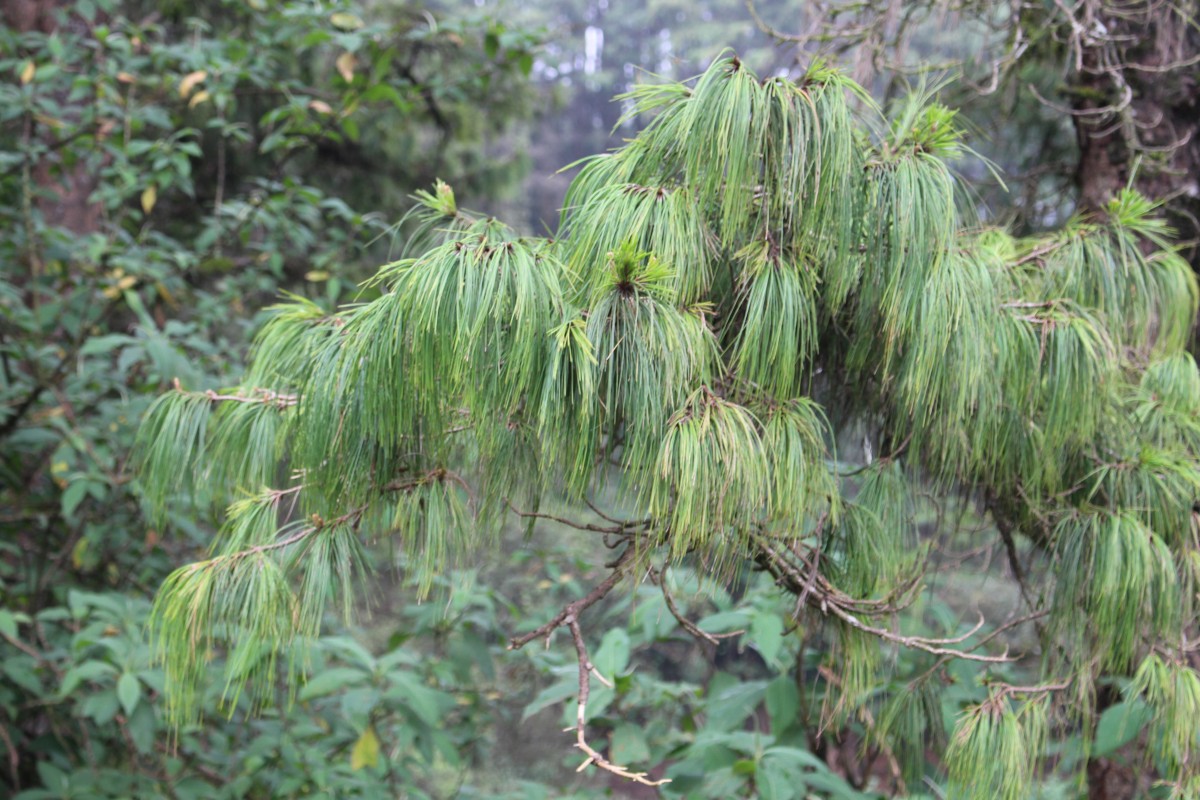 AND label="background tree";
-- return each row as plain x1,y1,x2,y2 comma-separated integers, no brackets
0,1,546,795
140,51,1200,798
